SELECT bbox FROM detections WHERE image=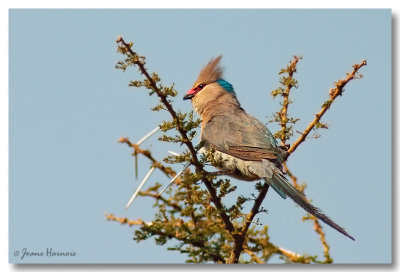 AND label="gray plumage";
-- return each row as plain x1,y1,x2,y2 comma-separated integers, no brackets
183,56,354,241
